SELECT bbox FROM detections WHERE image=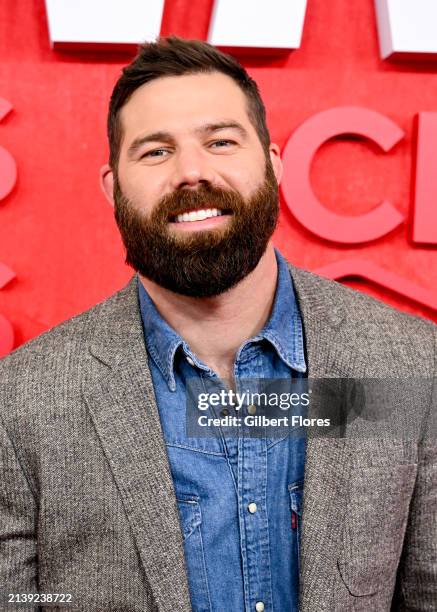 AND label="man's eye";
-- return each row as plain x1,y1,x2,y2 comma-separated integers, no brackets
142,148,168,158
210,139,235,148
